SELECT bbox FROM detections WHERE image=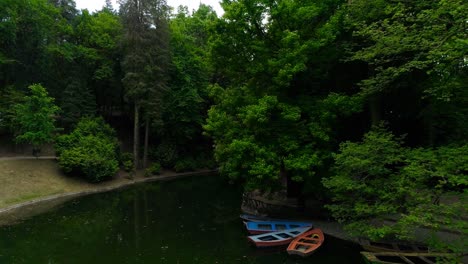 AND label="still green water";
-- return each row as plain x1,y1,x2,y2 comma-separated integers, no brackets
0,175,363,264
